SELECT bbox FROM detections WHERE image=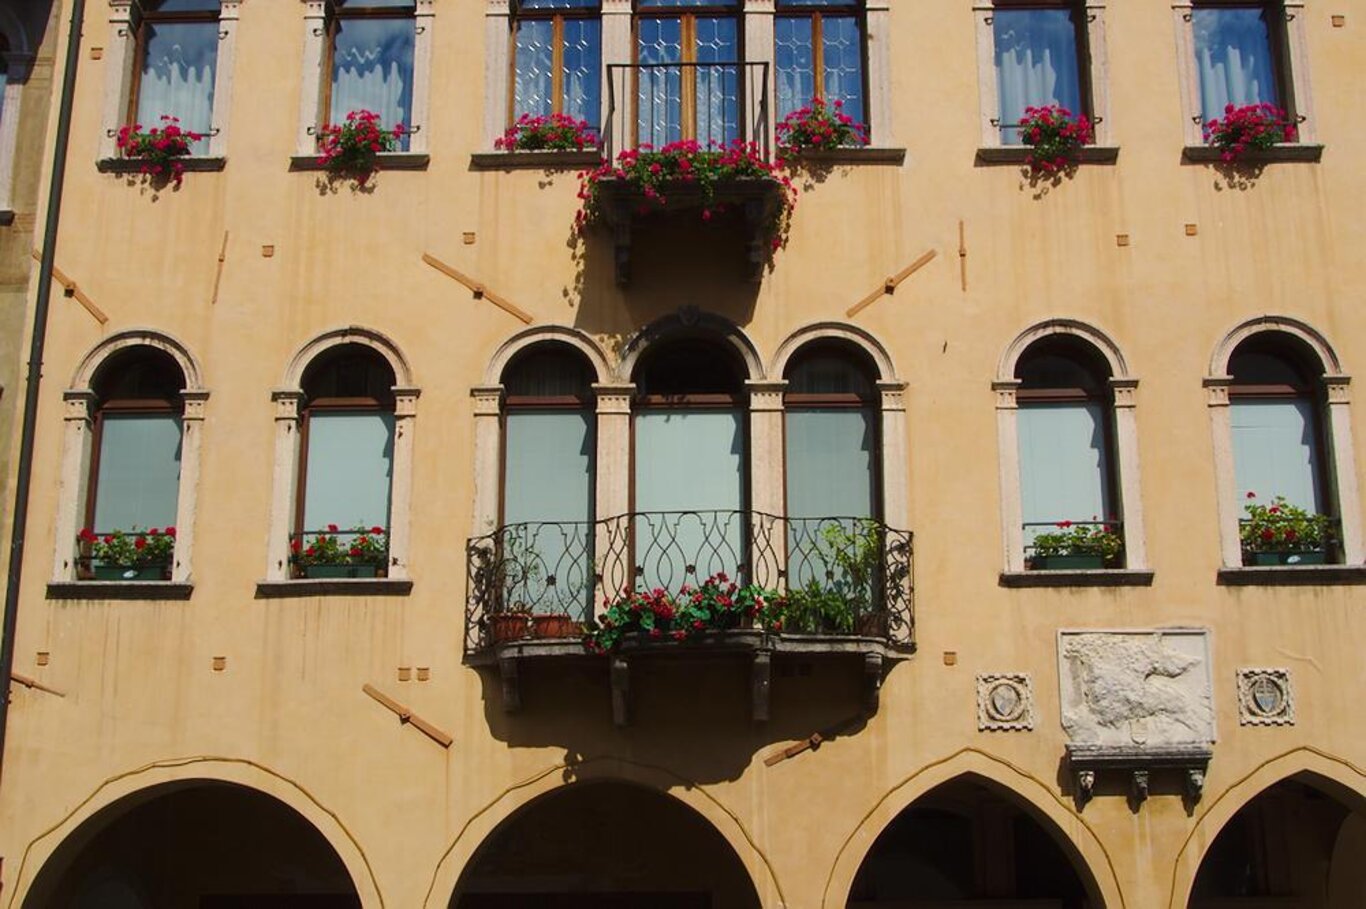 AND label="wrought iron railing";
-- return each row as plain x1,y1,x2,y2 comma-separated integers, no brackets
465,510,913,654
604,62,771,162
